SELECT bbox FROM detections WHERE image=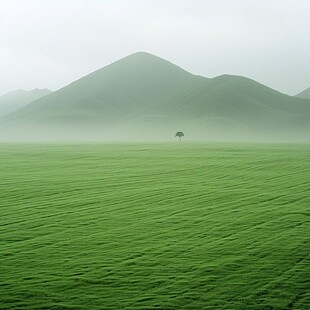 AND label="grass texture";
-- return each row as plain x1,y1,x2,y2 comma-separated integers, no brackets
1,143,309,309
